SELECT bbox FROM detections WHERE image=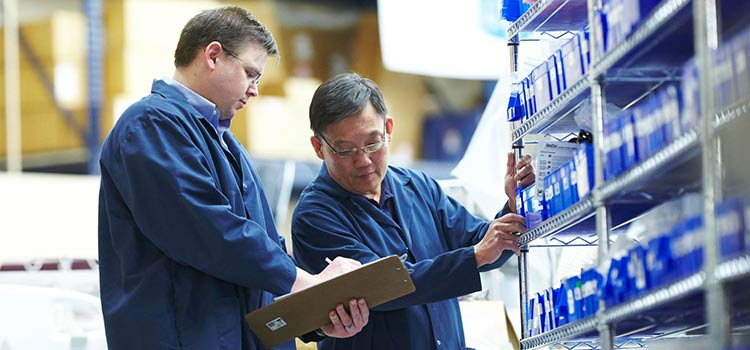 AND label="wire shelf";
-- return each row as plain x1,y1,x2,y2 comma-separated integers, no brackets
716,255,750,283
517,195,594,246
506,0,589,39
591,0,692,78
512,77,590,143
520,315,598,349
